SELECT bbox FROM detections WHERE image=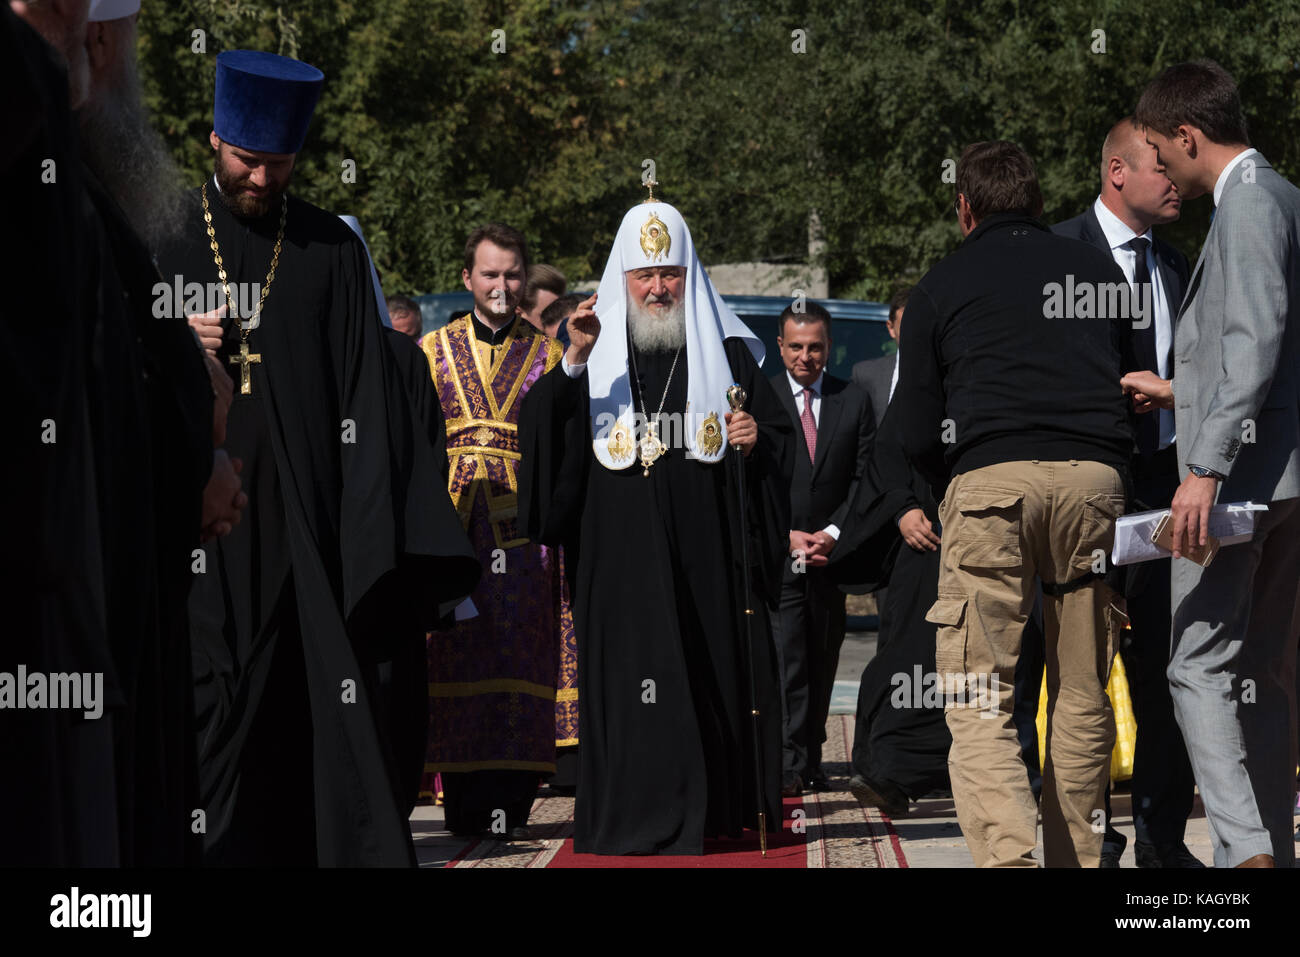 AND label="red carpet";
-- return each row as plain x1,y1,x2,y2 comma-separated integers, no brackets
545,797,809,868
436,719,905,868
